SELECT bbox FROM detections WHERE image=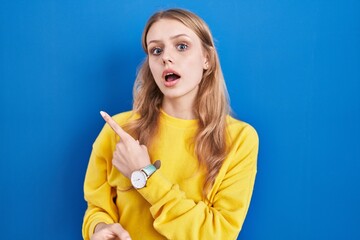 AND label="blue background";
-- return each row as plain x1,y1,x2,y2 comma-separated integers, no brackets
1,0,359,239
